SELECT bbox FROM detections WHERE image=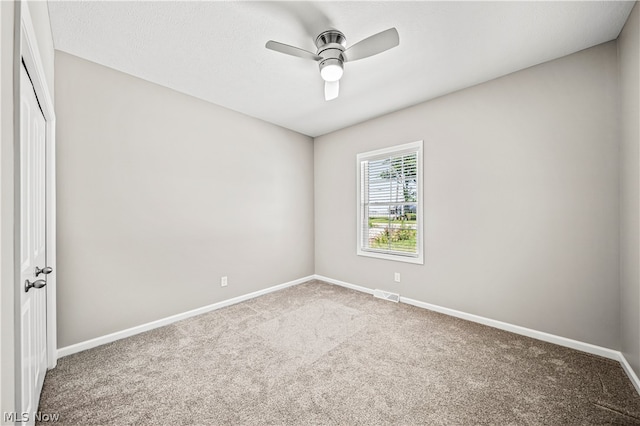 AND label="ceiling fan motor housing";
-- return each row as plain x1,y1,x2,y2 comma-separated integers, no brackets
316,30,346,81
